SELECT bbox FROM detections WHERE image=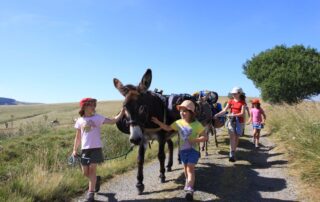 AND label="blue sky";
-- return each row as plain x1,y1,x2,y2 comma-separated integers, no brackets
1,0,319,103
